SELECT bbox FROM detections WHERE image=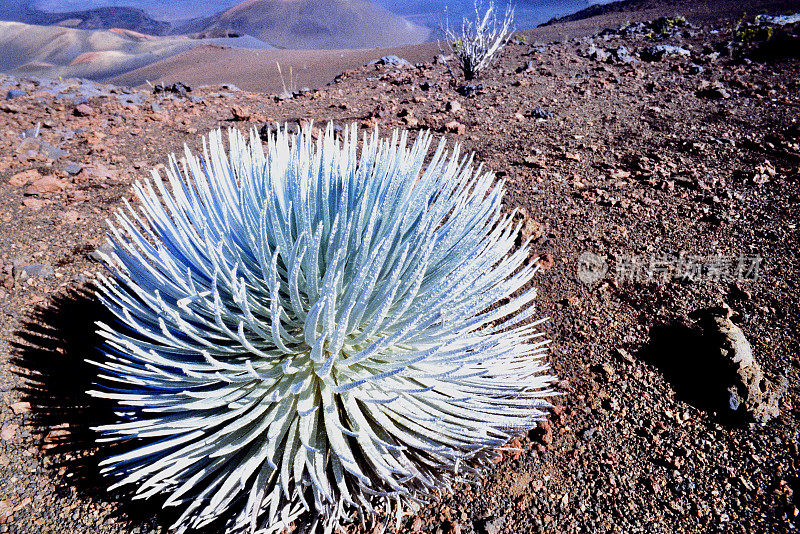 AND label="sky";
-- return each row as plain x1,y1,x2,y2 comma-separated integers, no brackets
20,0,618,27
378,0,618,30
